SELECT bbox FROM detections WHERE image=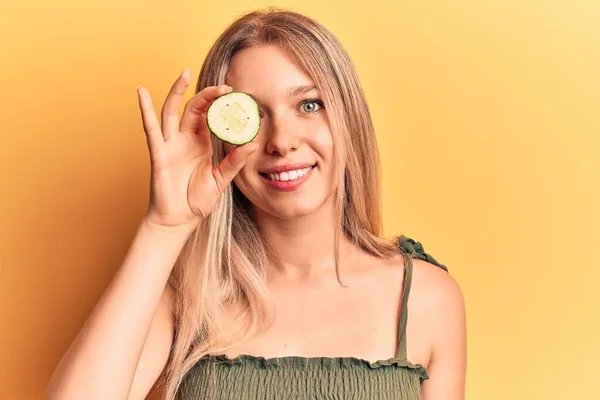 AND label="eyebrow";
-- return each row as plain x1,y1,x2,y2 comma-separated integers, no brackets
288,84,318,97
246,85,319,106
